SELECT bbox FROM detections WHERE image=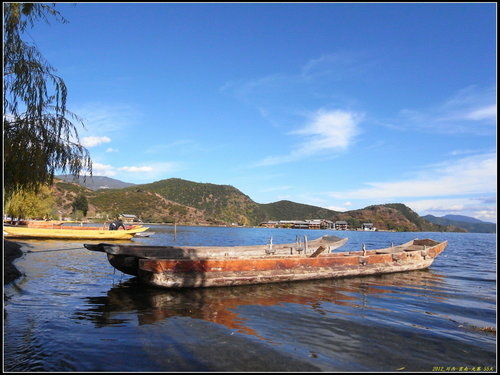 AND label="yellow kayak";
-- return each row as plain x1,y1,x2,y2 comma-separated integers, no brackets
3,225,149,240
